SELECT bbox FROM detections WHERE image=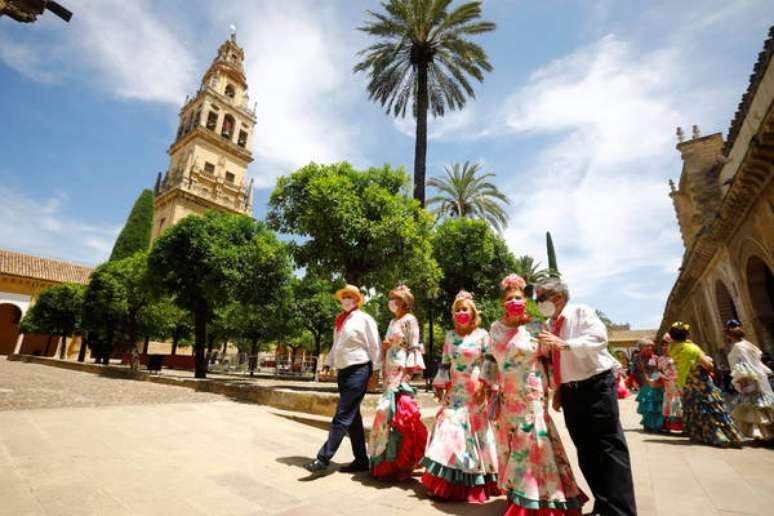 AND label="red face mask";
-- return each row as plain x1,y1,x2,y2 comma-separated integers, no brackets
505,299,526,317
454,312,472,326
